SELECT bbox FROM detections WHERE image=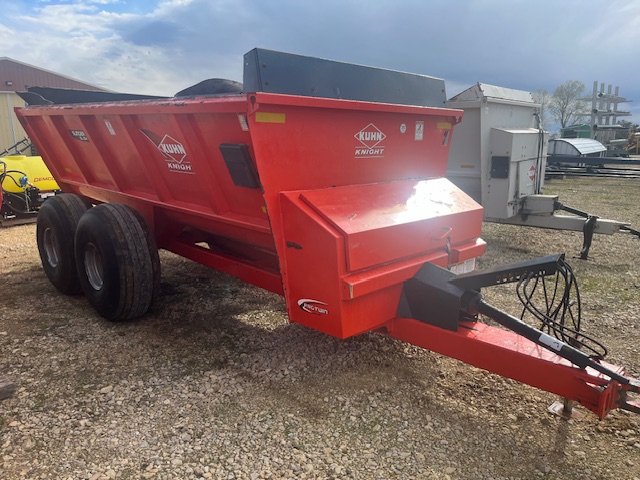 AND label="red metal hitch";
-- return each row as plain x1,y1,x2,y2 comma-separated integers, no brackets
389,255,640,419
382,317,639,419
